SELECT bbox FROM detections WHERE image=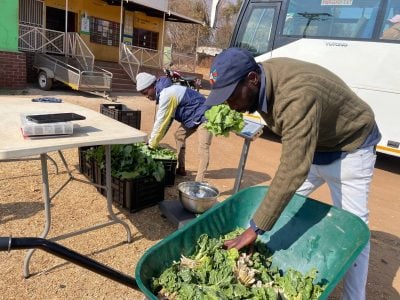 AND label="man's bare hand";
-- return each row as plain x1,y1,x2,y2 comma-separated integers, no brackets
224,227,257,251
